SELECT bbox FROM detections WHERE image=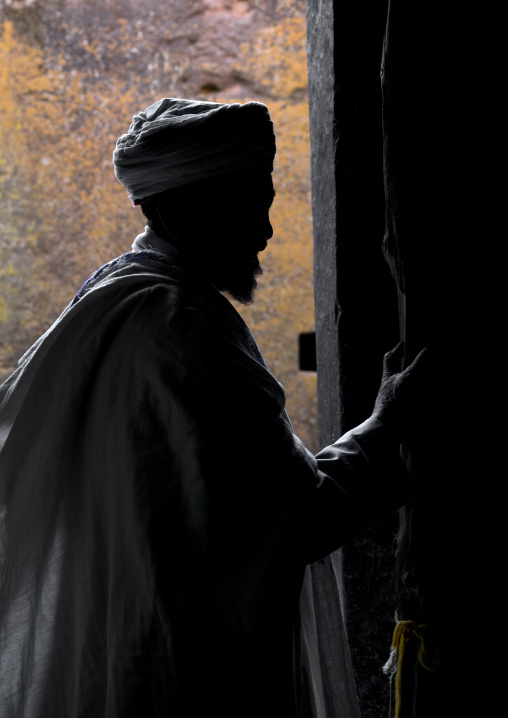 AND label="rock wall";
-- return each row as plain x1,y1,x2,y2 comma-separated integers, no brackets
0,0,317,450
